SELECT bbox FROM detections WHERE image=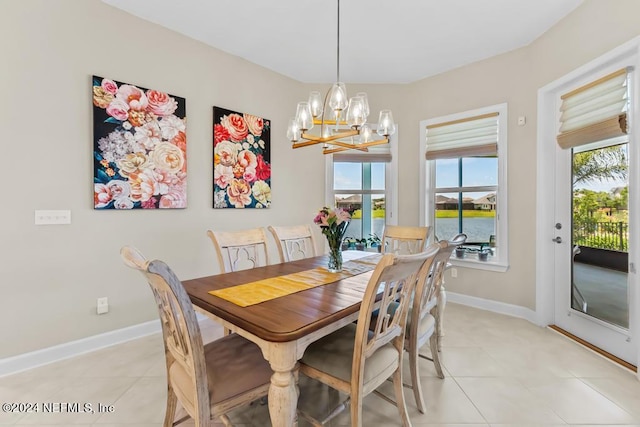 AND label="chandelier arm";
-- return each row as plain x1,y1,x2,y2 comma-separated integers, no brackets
321,136,389,154
292,139,324,149
313,119,348,126
326,141,369,151
351,138,389,149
